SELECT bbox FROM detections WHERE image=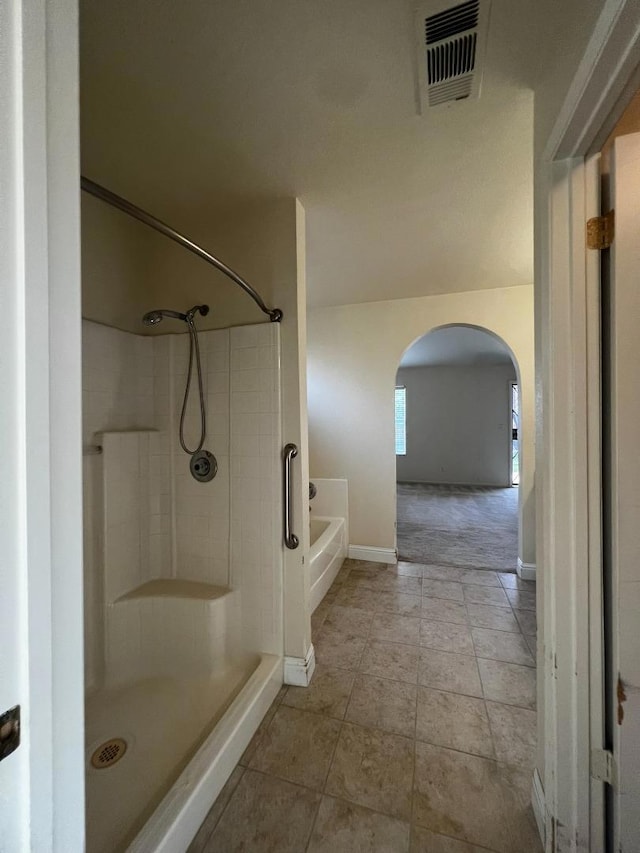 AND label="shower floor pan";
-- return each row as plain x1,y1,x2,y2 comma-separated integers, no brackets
85,661,254,853
87,577,283,852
